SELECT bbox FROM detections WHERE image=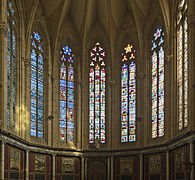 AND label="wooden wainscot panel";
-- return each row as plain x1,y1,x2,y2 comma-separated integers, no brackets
35,155,46,172
29,153,51,180
62,157,75,173
144,153,166,180
4,145,24,180
56,156,81,180
115,156,139,180
170,145,190,180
